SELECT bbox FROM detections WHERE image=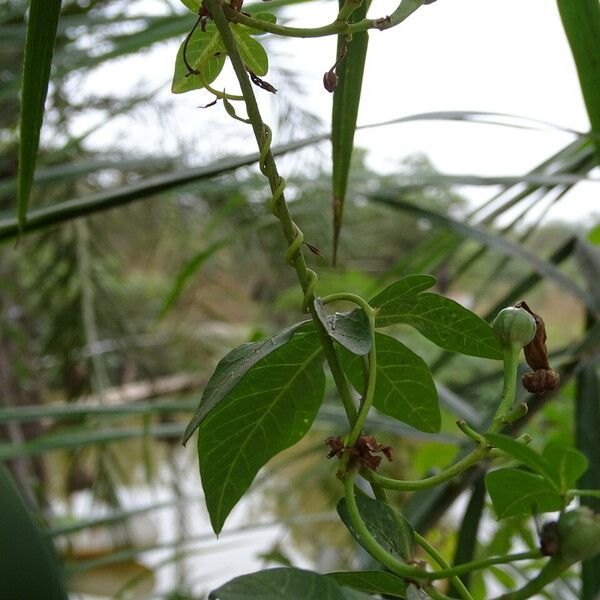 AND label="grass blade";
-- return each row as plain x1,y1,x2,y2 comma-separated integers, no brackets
331,0,369,264
557,0,600,161
17,0,62,231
